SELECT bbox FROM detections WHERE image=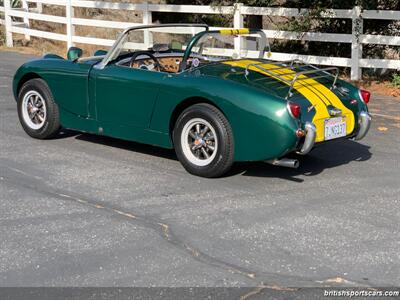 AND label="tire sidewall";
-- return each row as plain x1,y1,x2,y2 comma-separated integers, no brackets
173,104,233,177
17,79,59,139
